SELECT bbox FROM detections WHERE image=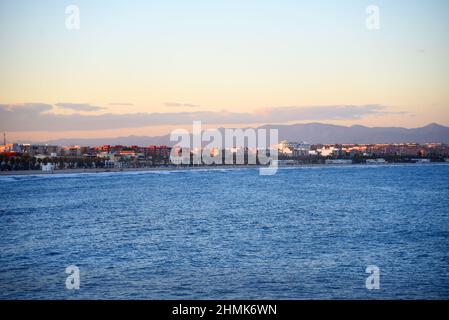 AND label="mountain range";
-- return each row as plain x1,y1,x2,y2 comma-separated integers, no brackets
30,123,449,146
